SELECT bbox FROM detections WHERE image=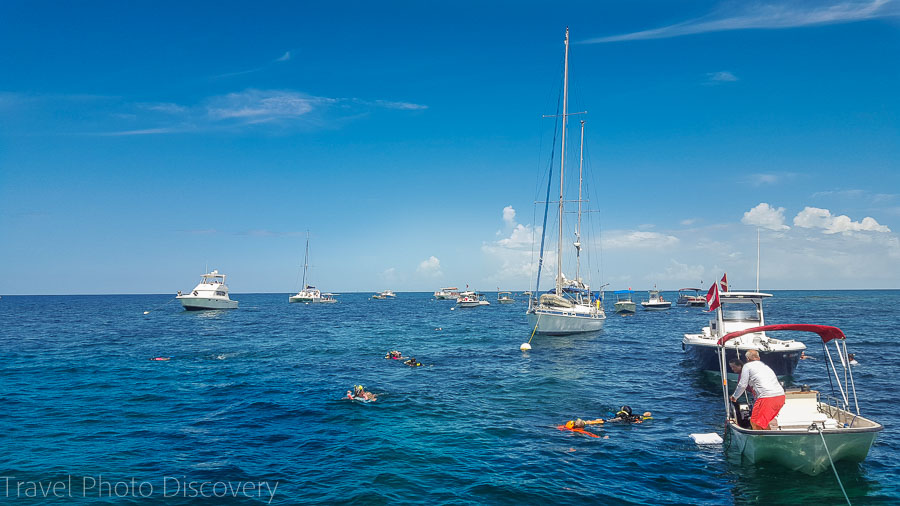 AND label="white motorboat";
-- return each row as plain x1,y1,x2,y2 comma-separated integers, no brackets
682,290,806,380
372,290,396,299
715,324,882,475
676,288,706,307
457,291,490,308
613,290,636,314
525,28,606,336
289,232,337,304
497,291,515,304
176,270,238,310
434,287,460,300
640,288,672,310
